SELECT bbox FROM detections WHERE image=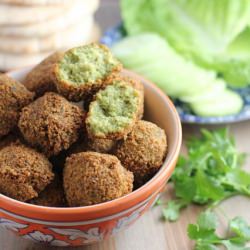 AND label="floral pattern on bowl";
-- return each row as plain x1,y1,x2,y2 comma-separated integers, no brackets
0,193,156,247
